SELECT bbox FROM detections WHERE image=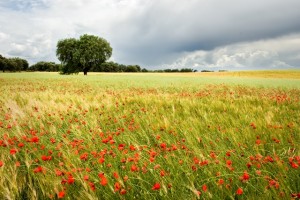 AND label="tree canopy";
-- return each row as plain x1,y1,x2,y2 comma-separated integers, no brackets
0,54,29,72
56,34,112,75
29,61,61,72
